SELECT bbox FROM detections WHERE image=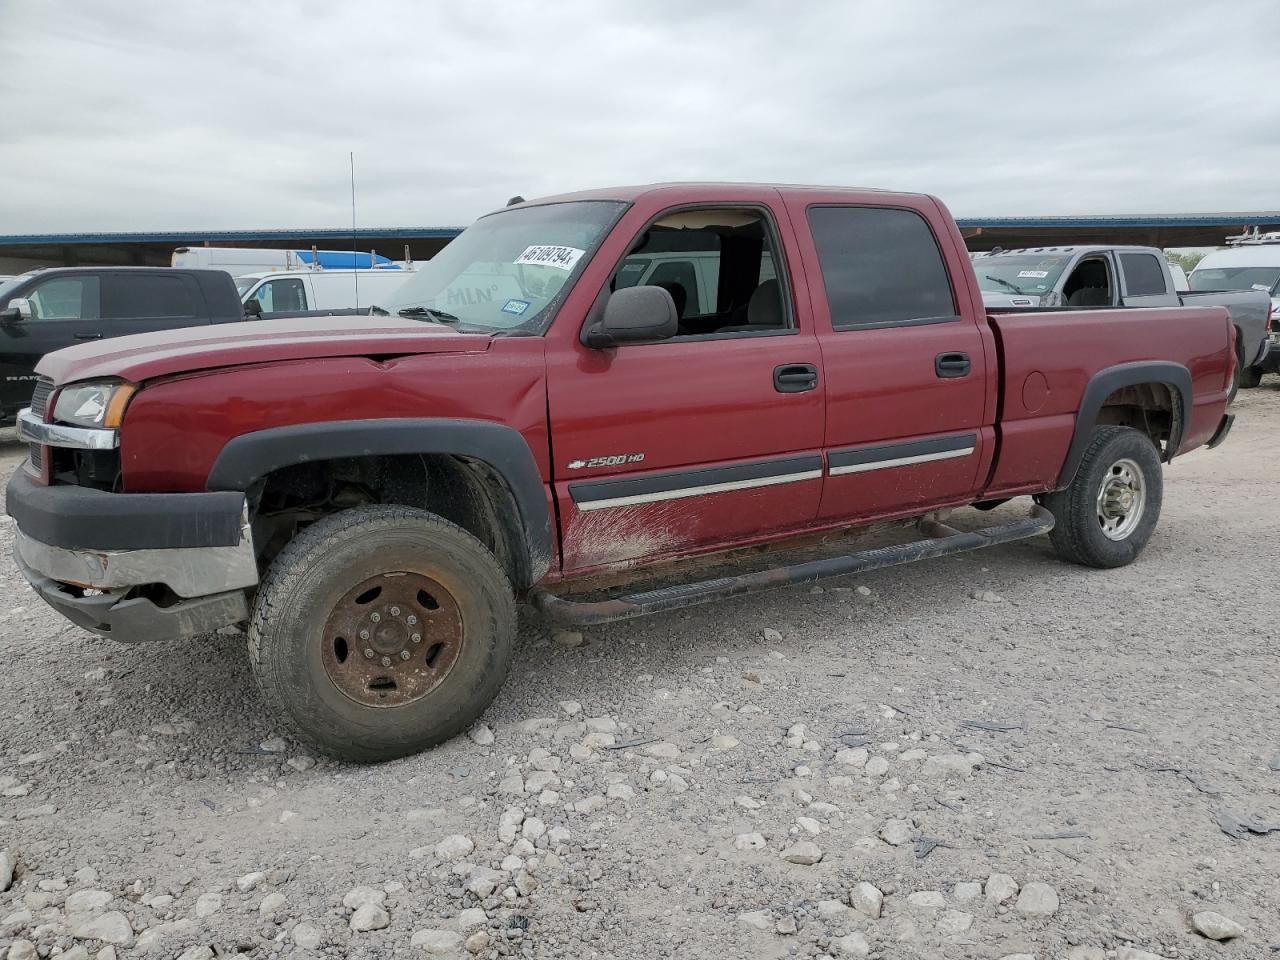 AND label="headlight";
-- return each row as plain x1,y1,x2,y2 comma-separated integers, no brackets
53,381,137,429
